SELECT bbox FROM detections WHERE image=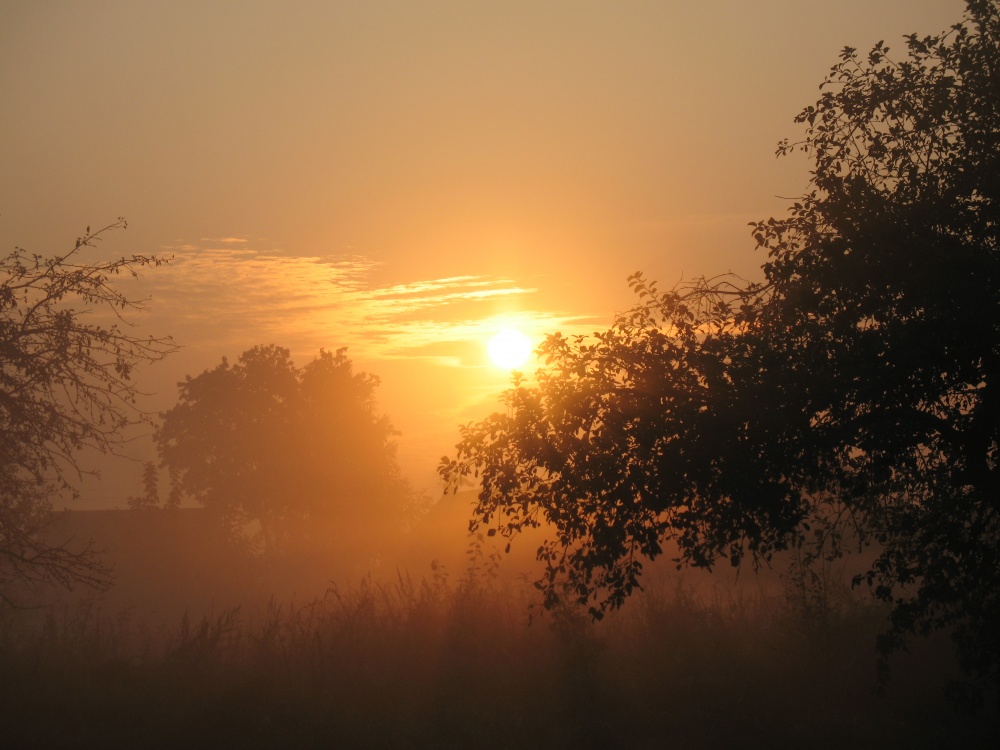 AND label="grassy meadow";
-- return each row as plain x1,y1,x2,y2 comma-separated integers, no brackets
1,538,997,750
